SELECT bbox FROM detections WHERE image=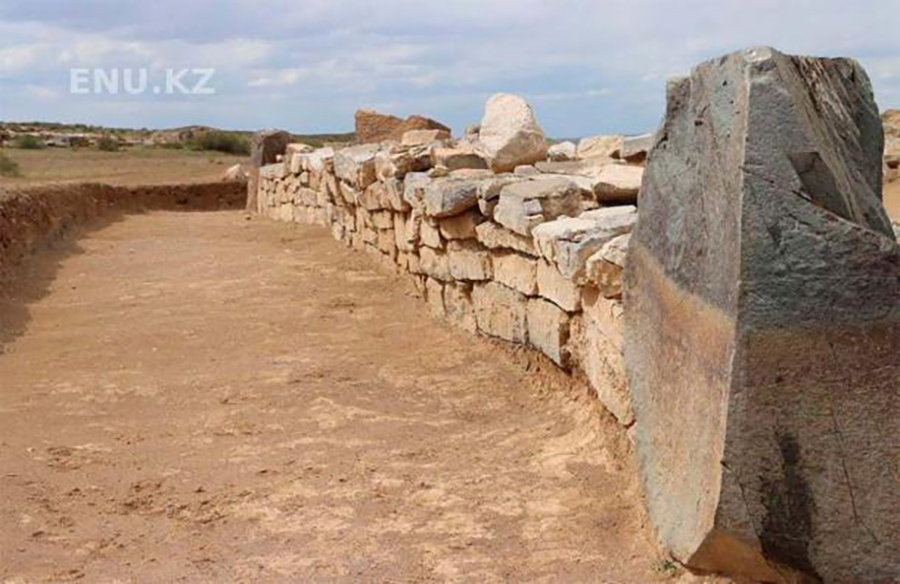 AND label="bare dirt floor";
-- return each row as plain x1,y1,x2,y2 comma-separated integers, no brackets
0,209,719,582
